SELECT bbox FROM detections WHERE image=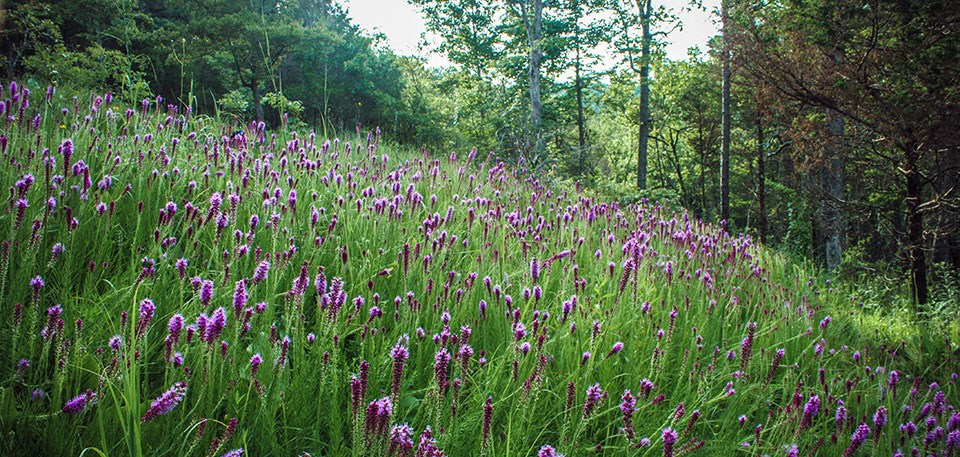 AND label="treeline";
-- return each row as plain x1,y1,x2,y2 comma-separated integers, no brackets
2,0,959,308
1,0,433,141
